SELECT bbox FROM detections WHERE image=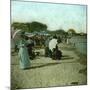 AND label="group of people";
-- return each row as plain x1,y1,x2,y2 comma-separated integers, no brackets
45,35,62,60
13,31,62,70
